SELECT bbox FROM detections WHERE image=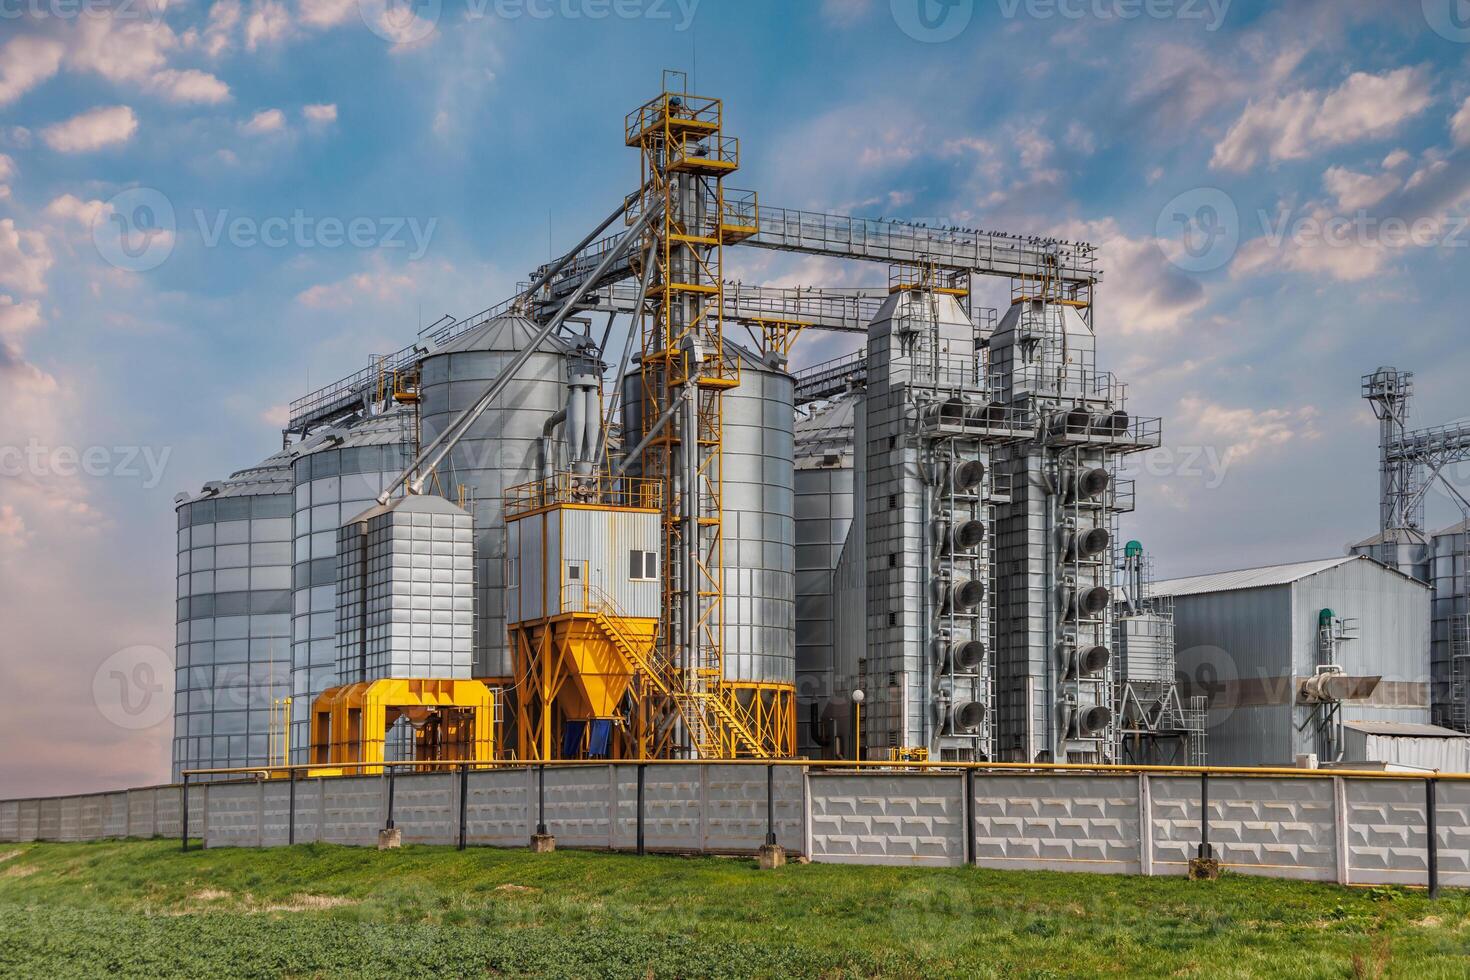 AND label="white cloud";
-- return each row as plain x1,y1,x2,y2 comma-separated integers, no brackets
1382,148,1411,170
299,0,357,28
0,219,54,294
302,103,338,125
41,105,139,153
198,0,242,56
44,193,110,228
1322,165,1401,212
148,68,231,104
1065,121,1096,156
0,294,42,347
259,403,290,426
1211,66,1433,172
245,0,295,51
1175,396,1320,467
1055,217,1208,336
0,35,65,108
65,15,177,84
821,0,873,25
297,269,415,309
1453,96,1470,149
0,153,14,199
241,108,286,135
1016,127,1054,171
